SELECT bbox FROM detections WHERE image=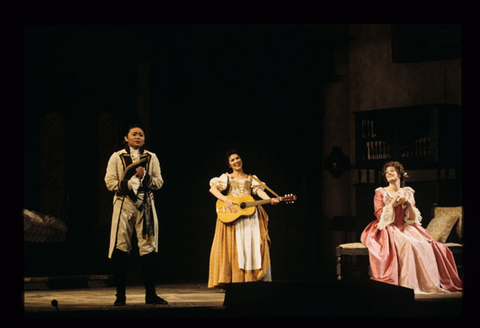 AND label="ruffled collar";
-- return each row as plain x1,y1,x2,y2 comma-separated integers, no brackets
129,146,140,161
